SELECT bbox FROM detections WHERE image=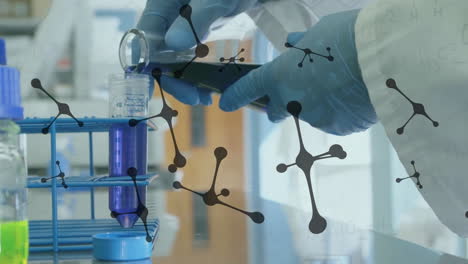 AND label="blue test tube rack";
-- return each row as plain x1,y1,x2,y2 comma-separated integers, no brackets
17,117,160,253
